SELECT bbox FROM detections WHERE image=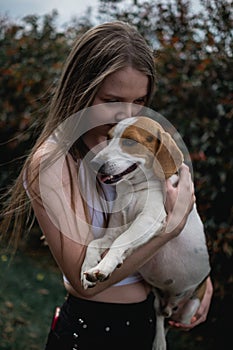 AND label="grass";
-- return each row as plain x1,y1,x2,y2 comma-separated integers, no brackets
0,248,66,350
